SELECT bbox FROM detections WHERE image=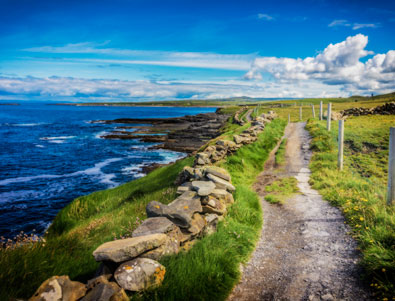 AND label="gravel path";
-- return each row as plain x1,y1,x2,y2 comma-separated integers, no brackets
228,122,372,301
